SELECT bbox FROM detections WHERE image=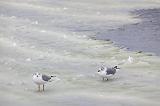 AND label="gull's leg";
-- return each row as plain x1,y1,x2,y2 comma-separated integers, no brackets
103,77,104,81
43,84,44,91
38,85,40,92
